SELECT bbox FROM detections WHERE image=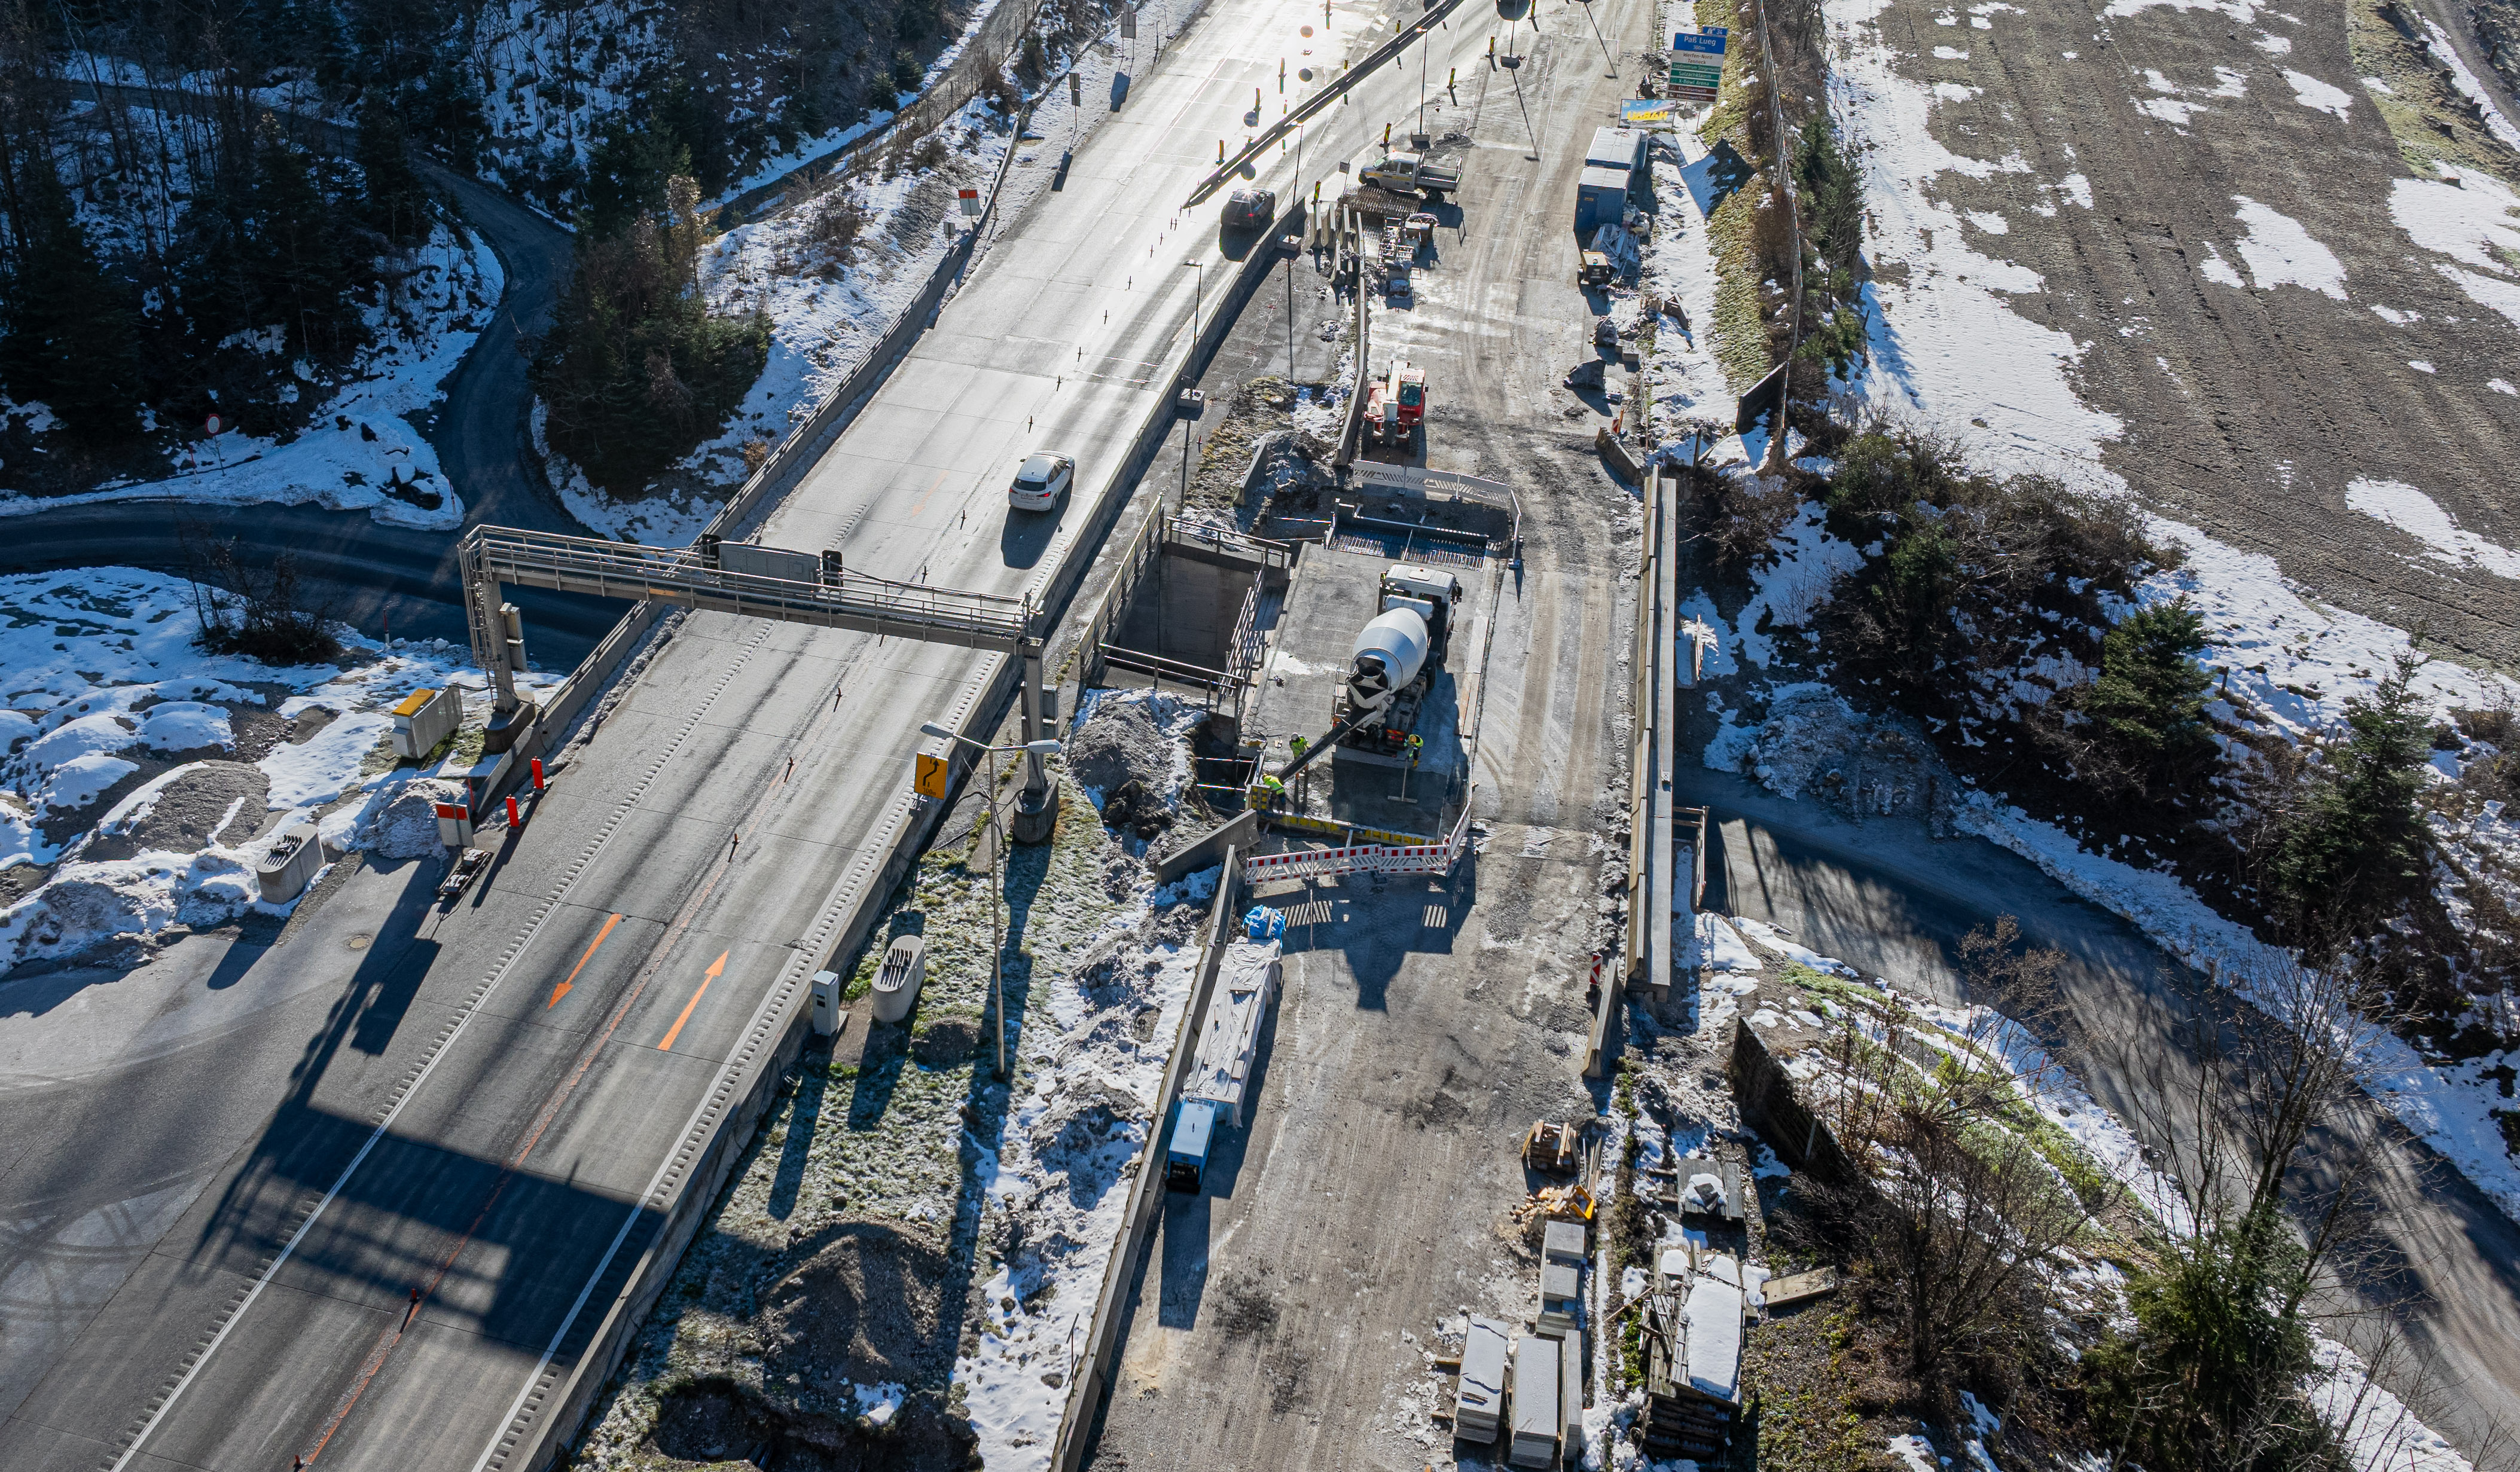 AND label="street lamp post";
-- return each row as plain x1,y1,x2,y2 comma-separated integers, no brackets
1180,258,1205,518
1418,22,1429,136
919,723,1064,1078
